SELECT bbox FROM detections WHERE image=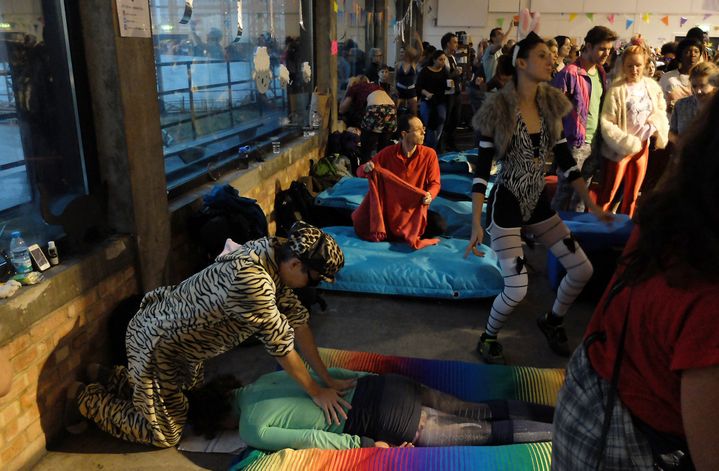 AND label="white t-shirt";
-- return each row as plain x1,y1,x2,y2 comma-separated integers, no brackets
625,80,654,141
482,46,503,81
659,69,691,111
